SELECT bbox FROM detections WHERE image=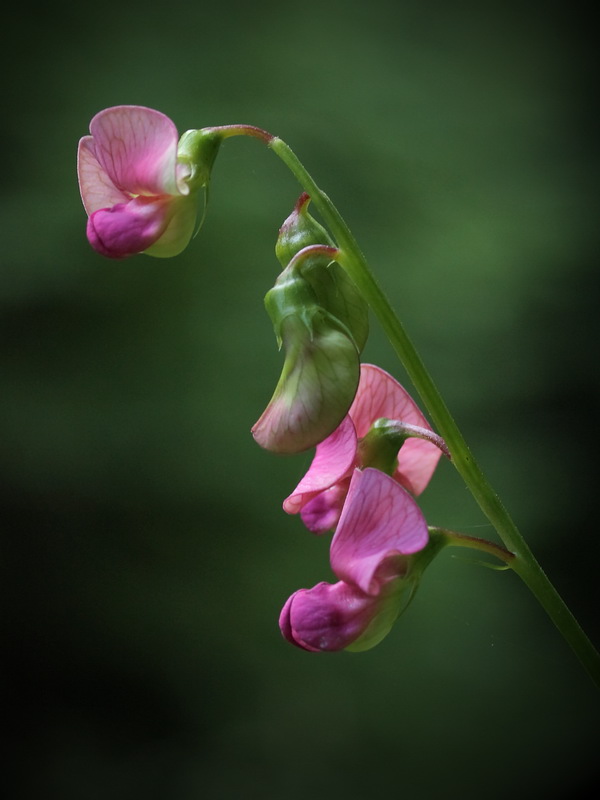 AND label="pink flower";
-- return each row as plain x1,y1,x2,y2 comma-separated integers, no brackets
280,467,429,652
77,106,199,259
283,363,443,533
